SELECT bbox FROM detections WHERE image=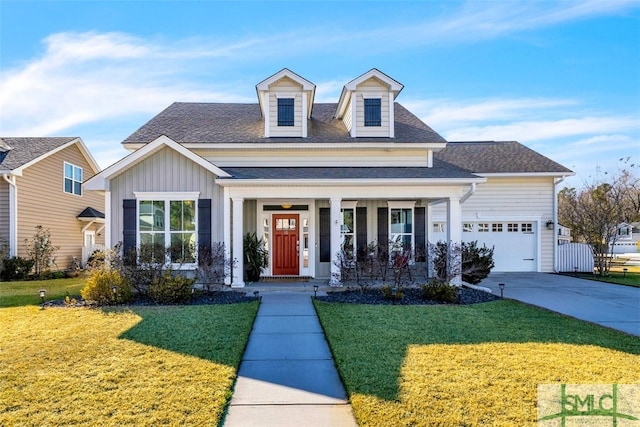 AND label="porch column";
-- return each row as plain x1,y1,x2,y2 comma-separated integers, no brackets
223,188,231,285
446,197,462,285
426,203,434,278
330,197,342,285
231,197,245,288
